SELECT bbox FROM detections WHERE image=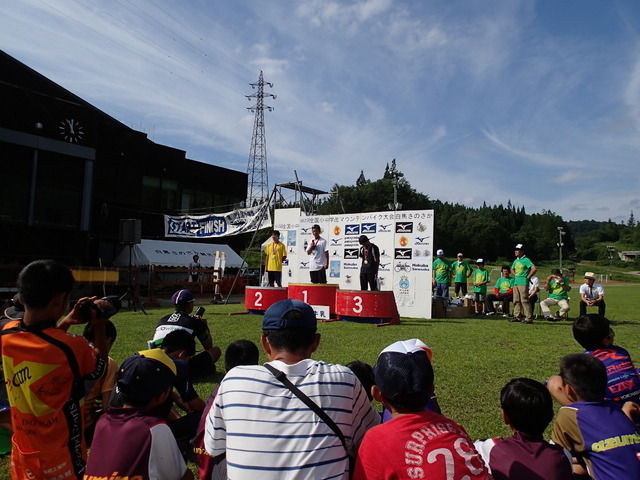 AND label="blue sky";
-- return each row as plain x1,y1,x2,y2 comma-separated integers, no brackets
2,0,640,222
